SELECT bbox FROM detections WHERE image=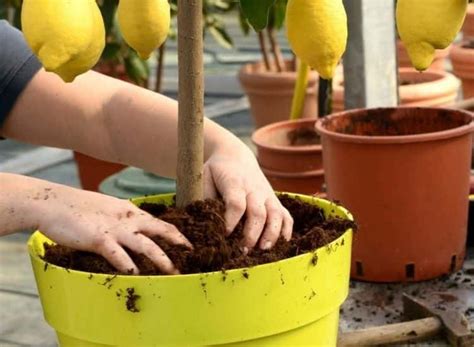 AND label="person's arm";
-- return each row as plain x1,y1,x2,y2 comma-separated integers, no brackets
2,70,293,251
0,172,191,274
